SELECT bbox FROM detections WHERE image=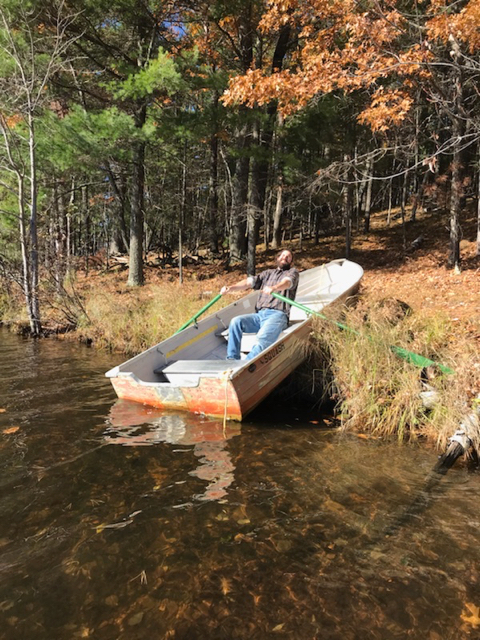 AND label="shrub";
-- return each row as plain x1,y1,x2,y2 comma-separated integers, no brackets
308,297,480,448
